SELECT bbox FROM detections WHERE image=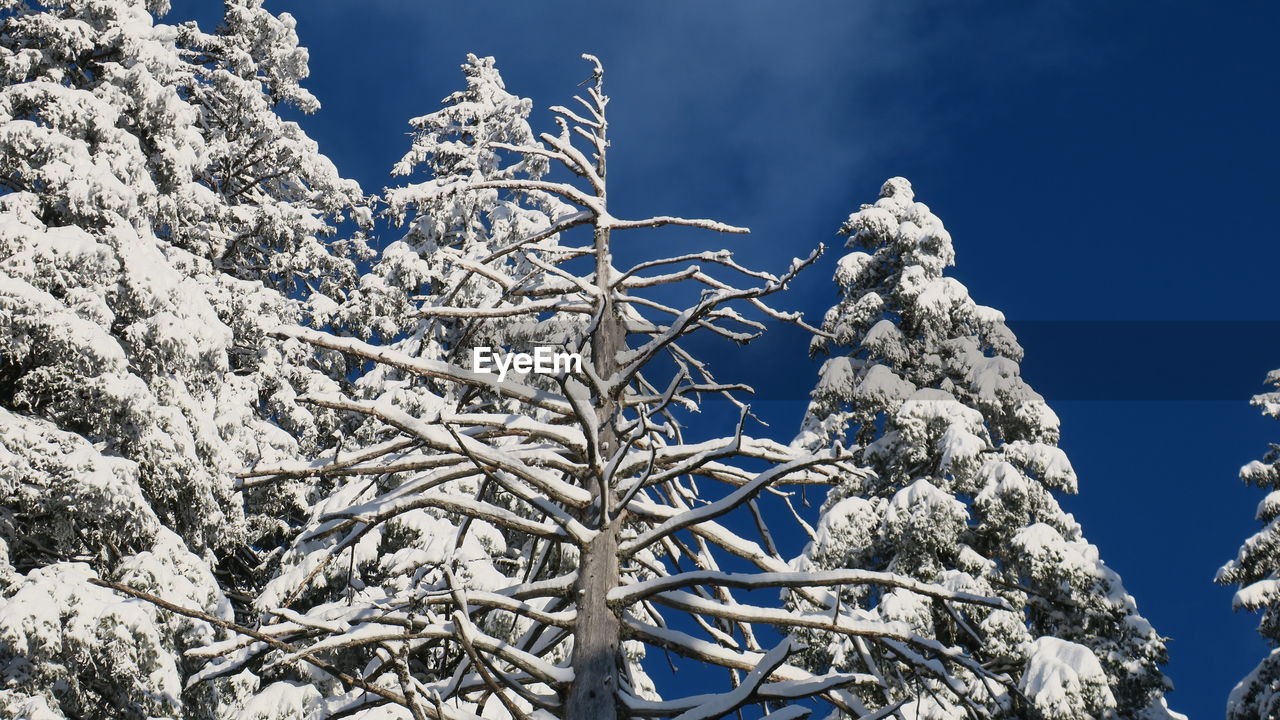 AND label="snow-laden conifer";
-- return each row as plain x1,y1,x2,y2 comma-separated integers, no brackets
175,0,370,295
1218,368,1280,719
121,57,1031,720
0,1,363,715
794,177,1178,719
171,0,374,576
350,53,571,380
